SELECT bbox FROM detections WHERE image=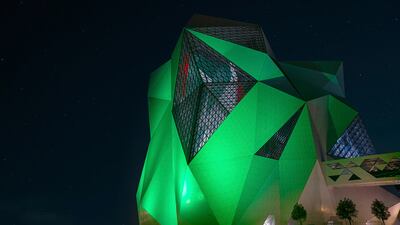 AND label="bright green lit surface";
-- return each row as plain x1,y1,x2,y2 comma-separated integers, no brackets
189,83,303,225
140,106,178,225
148,60,172,101
140,77,318,224
170,115,187,214
139,60,182,224
190,152,253,225
178,167,219,225
327,95,357,148
147,60,173,137
328,95,357,133
254,83,304,148
189,84,259,225
233,156,280,225
139,54,220,224
187,29,284,81
137,21,382,225
322,152,400,186
148,98,170,137
279,106,317,225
